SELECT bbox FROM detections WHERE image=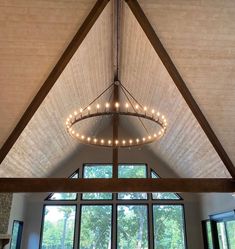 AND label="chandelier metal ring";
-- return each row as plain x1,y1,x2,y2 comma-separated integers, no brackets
66,105,167,148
